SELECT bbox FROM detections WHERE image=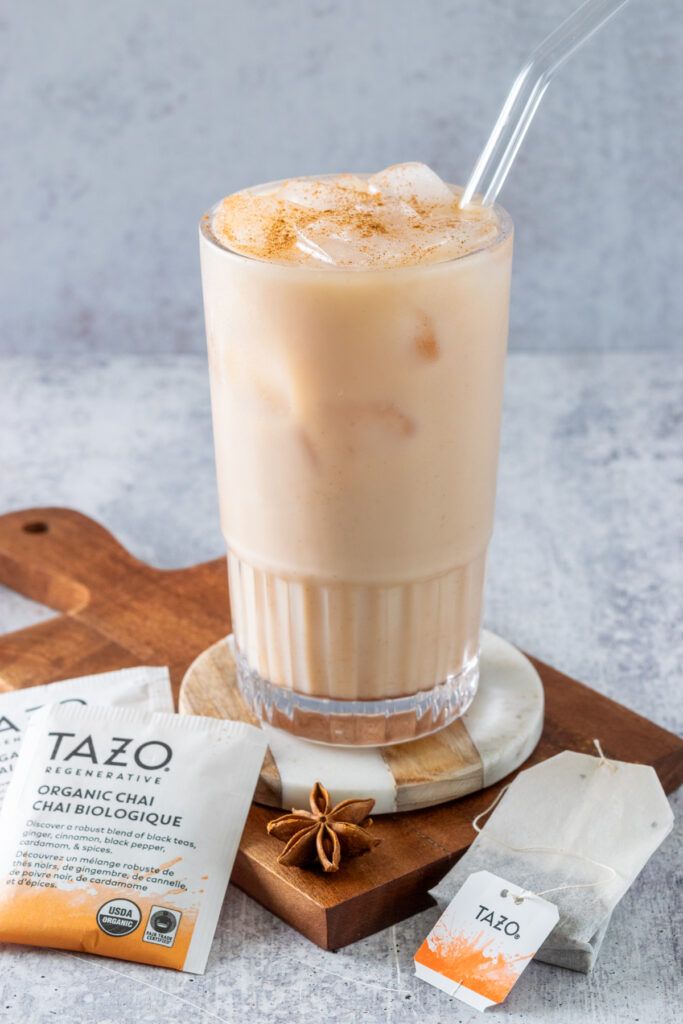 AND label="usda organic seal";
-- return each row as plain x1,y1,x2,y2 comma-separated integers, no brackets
96,898,142,937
